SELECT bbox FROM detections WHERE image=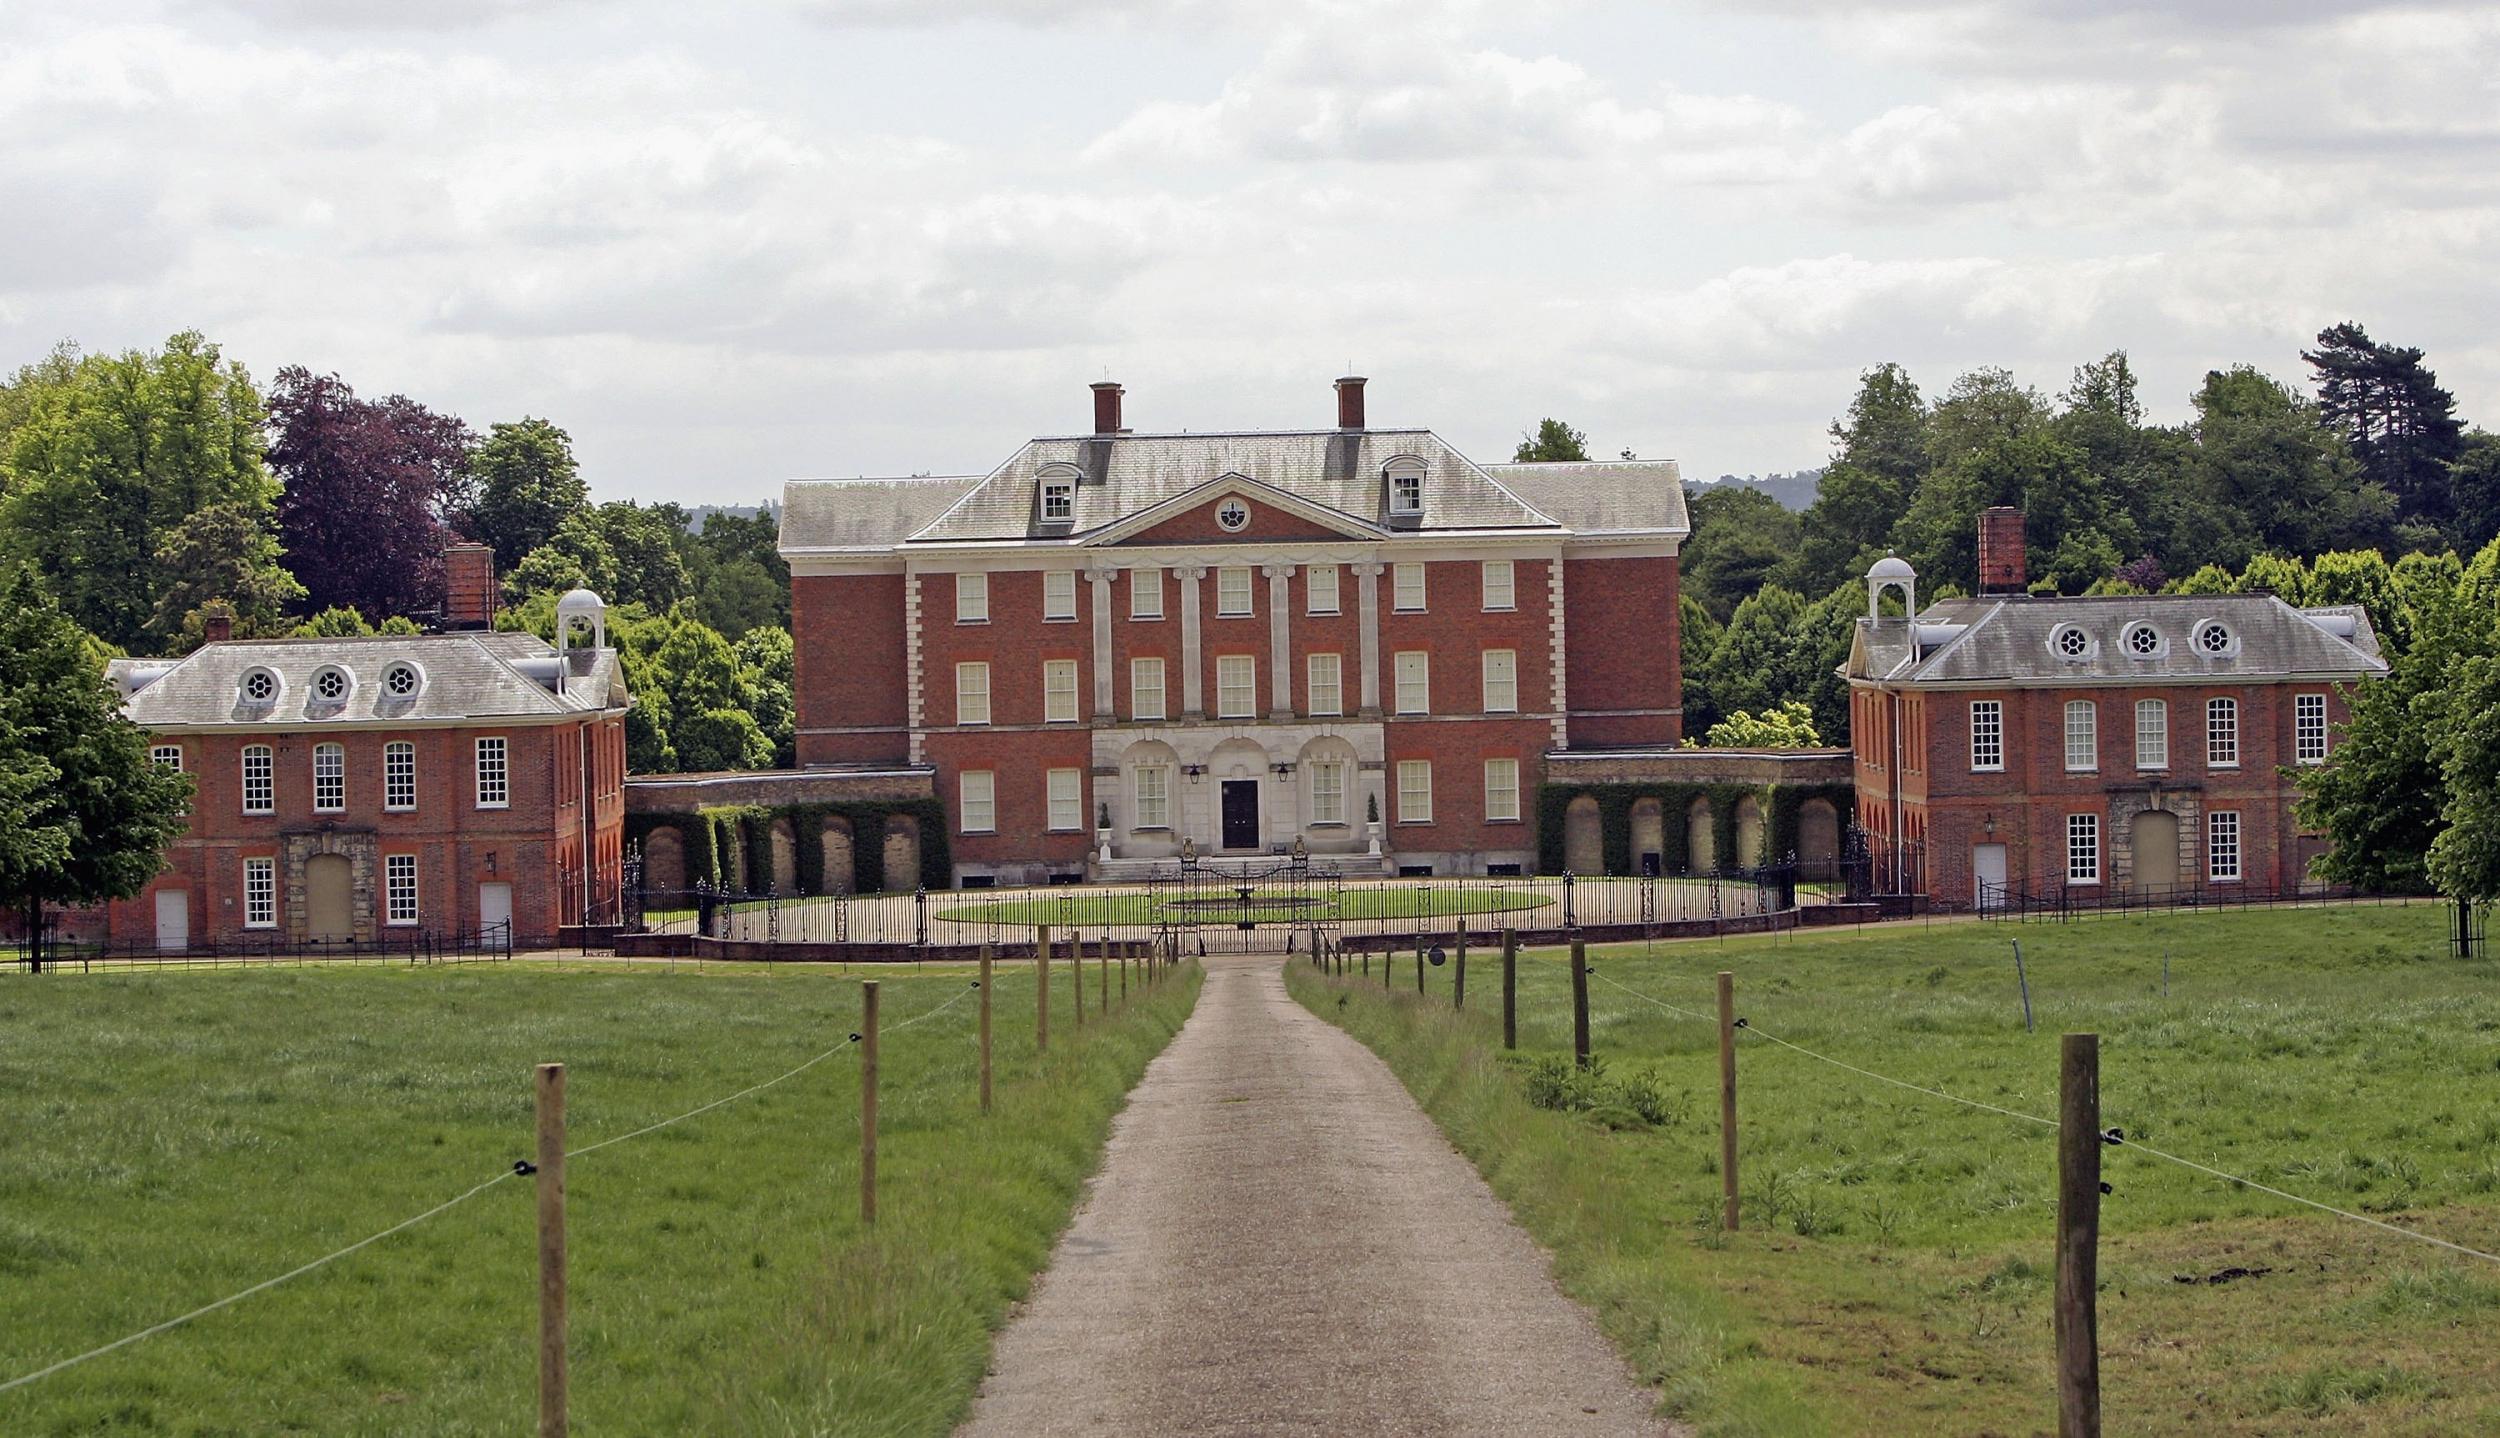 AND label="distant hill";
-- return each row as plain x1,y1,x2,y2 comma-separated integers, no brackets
685,501,778,533
1684,470,1822,512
